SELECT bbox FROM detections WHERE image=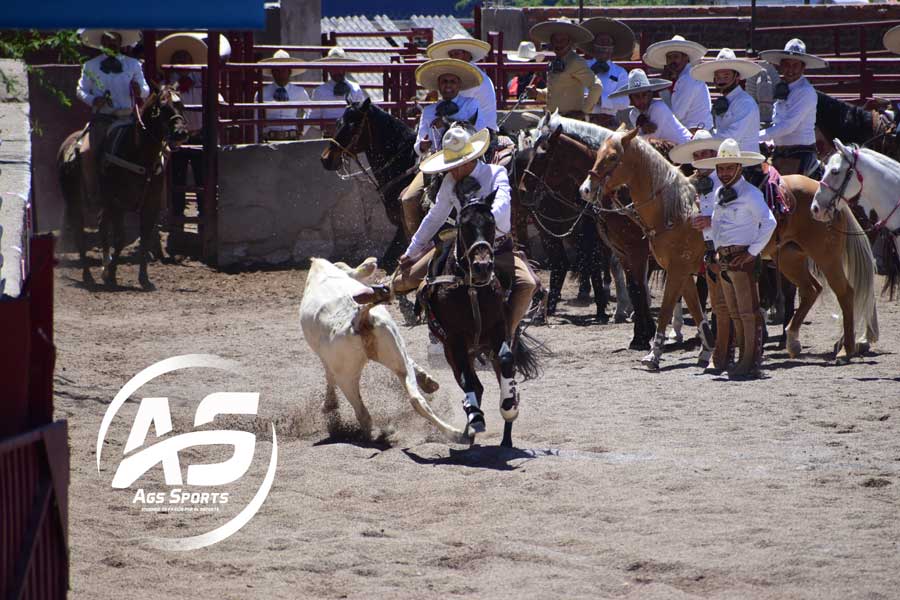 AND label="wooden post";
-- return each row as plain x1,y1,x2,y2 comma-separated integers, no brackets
474,3,482,40
749,0,756,54
859,27,869,100
202,31,220,264
142,30,157,84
